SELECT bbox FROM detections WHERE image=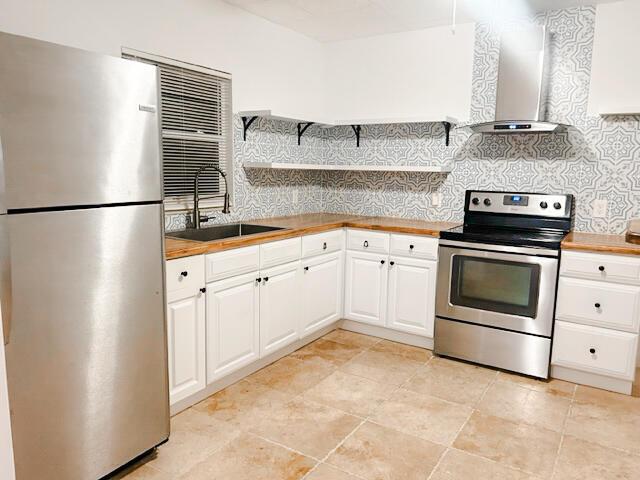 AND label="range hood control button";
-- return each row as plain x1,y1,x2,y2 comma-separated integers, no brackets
553,202,562,210
472,197,480,205
484,198,492,206
540,201,548,209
